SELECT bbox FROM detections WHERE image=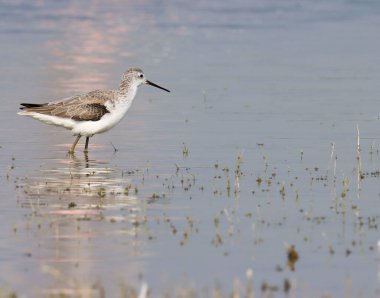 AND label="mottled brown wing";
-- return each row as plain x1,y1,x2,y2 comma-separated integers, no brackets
20,90,114,121
49,90,115,106
69,103,110,121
